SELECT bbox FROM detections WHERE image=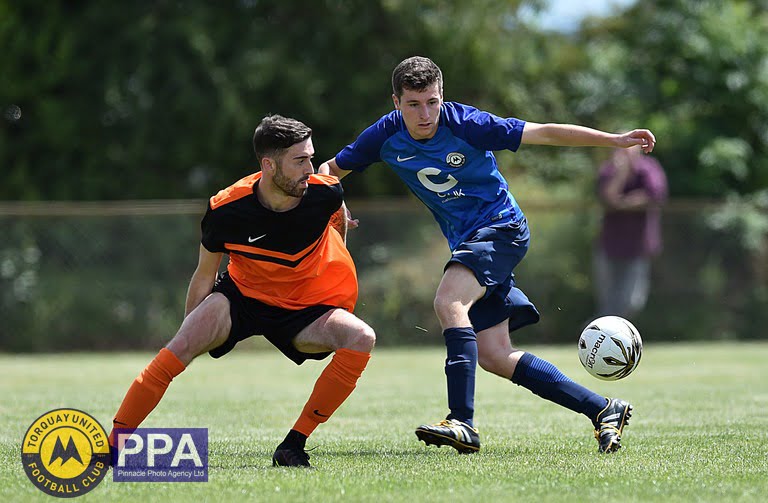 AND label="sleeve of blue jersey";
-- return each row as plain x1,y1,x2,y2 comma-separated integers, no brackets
442,102,526,152
335,112,399,172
